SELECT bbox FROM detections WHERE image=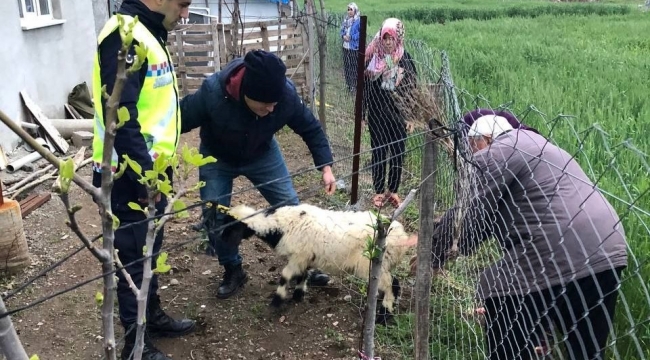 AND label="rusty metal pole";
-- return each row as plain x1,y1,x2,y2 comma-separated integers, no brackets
350,15,367,205
0,181,4,206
